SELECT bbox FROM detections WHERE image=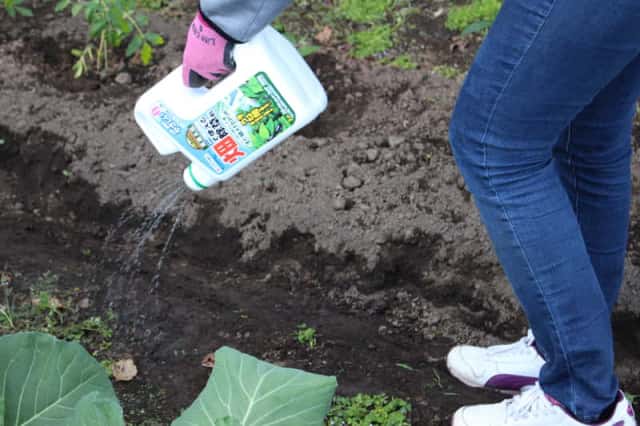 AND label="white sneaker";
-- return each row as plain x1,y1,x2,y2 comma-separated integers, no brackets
452,382,637,426
447,330,544,392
